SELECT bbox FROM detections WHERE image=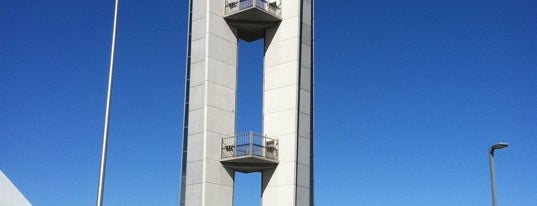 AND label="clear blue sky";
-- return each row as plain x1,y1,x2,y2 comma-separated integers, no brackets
1,0,536,205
